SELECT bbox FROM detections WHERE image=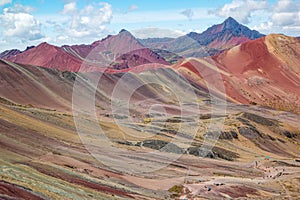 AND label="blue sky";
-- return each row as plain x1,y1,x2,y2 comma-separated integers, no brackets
0,0,299,51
